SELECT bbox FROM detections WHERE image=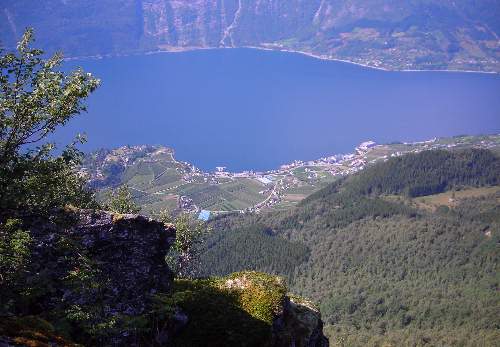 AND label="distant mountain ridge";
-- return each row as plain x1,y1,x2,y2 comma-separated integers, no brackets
1,0,499,72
